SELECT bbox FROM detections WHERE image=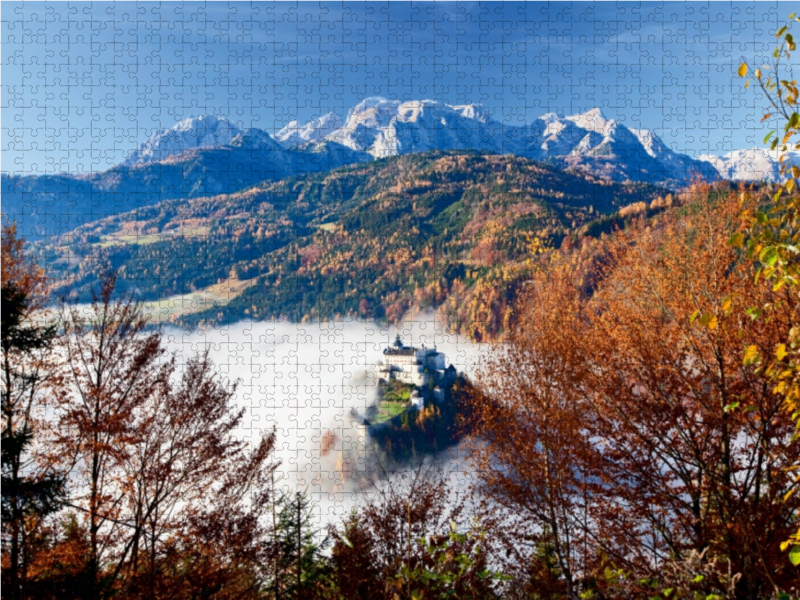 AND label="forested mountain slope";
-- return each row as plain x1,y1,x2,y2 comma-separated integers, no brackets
40,151,660,339
2,139,370,240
